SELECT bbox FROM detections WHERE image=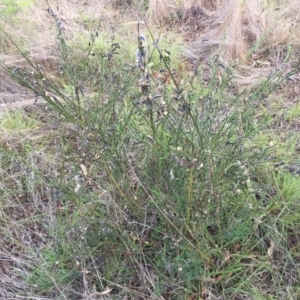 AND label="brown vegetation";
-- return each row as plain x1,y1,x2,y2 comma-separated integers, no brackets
149,0,300,63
